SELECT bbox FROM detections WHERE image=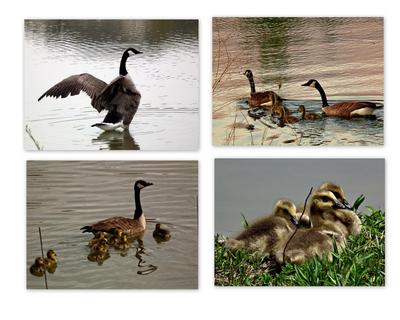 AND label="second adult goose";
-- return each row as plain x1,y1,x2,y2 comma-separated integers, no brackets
301,79,382,118
38,48,142,129
244,70,281,107
80,180,153,236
